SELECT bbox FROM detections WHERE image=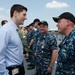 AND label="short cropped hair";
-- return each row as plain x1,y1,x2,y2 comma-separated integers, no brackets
1,20,8,26
10,4,28,18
